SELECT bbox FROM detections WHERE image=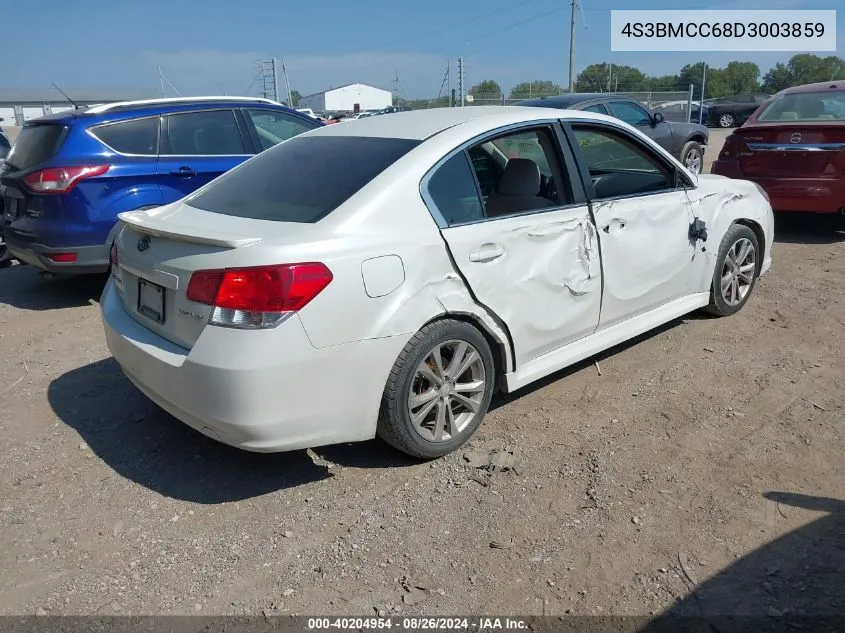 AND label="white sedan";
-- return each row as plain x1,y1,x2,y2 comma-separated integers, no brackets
101,106,773,458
